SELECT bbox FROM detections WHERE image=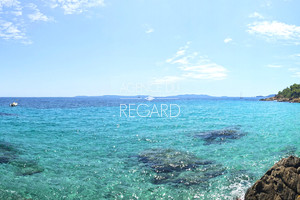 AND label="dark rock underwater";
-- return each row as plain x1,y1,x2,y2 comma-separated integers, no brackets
138,148,225,186
0,141,44,176
193,128,247,145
